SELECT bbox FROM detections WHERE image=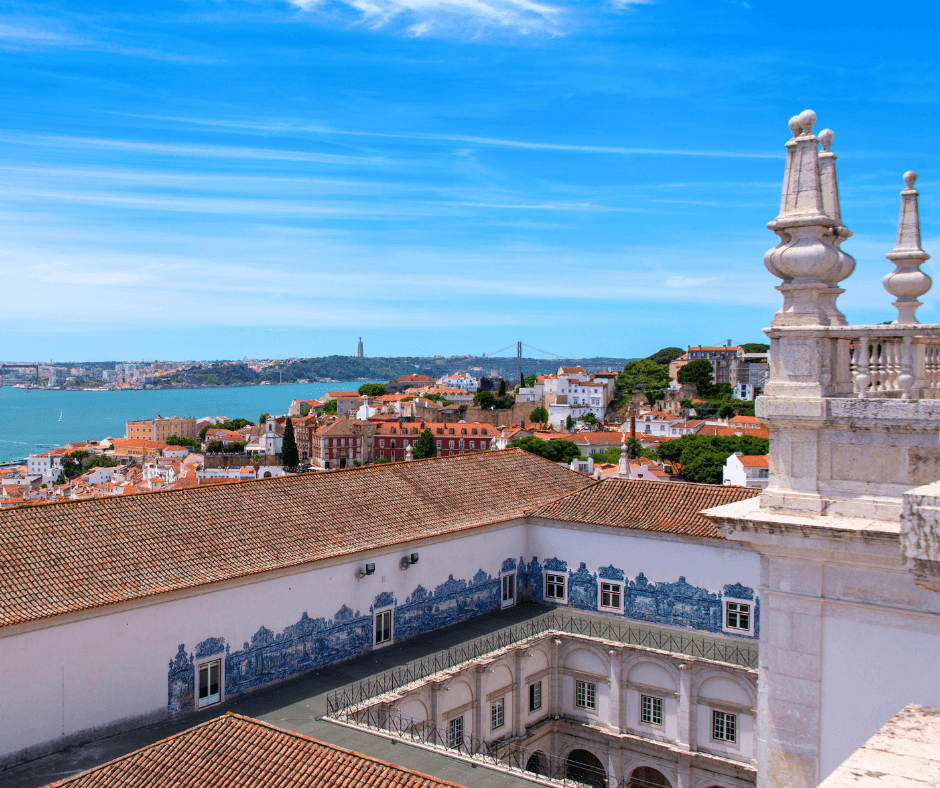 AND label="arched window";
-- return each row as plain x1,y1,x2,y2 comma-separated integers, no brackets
565,749,606,788
525,752,548,777
628,766,671,788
